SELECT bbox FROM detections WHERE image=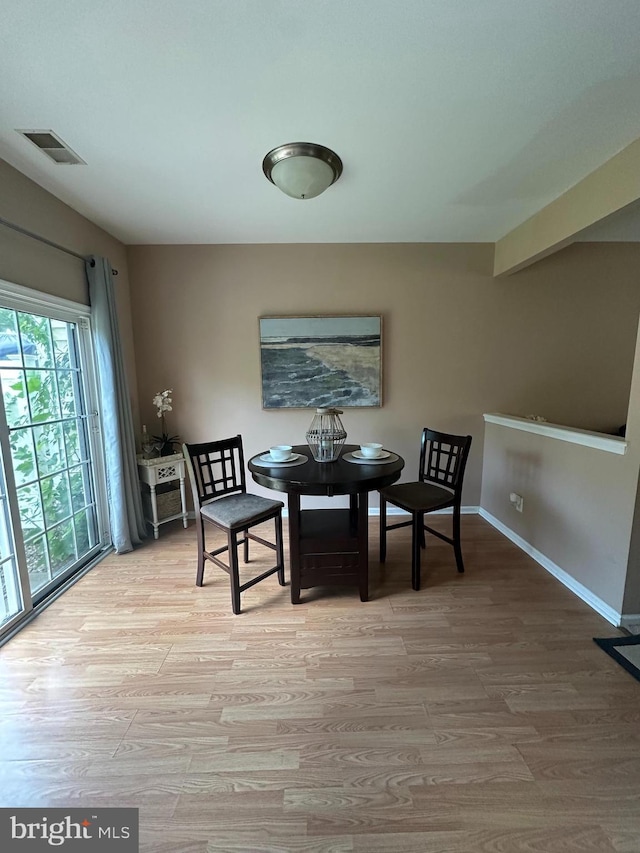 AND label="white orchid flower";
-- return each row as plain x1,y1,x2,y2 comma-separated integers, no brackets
153,389,174,414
